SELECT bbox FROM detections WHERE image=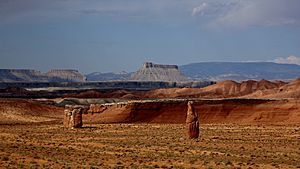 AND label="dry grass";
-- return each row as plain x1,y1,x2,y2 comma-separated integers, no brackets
0,123,299,168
